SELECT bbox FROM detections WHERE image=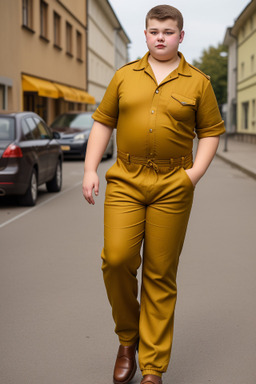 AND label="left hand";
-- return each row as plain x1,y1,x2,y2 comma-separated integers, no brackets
184,168,201,187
